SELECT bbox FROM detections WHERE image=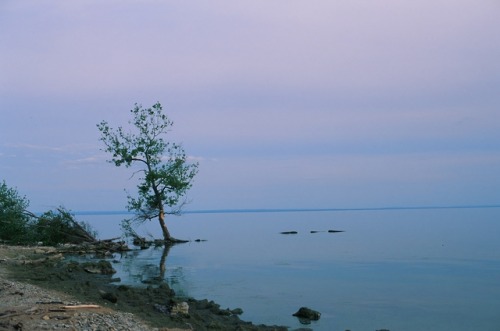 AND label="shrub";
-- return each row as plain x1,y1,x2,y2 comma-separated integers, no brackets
0,181,32,243
0,181,97,245
35,208,97,245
